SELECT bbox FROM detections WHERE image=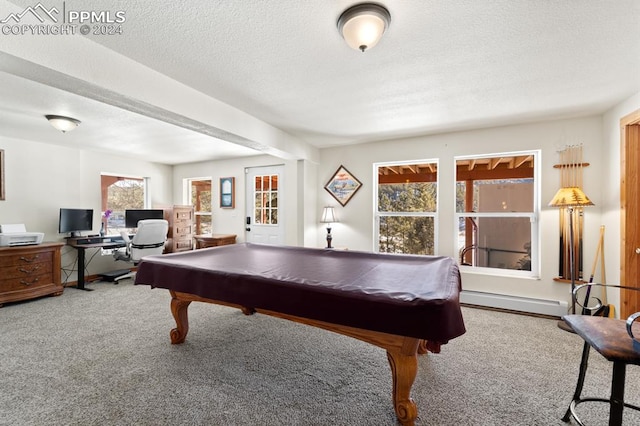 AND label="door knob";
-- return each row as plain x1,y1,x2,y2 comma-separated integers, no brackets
636,248,640,254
